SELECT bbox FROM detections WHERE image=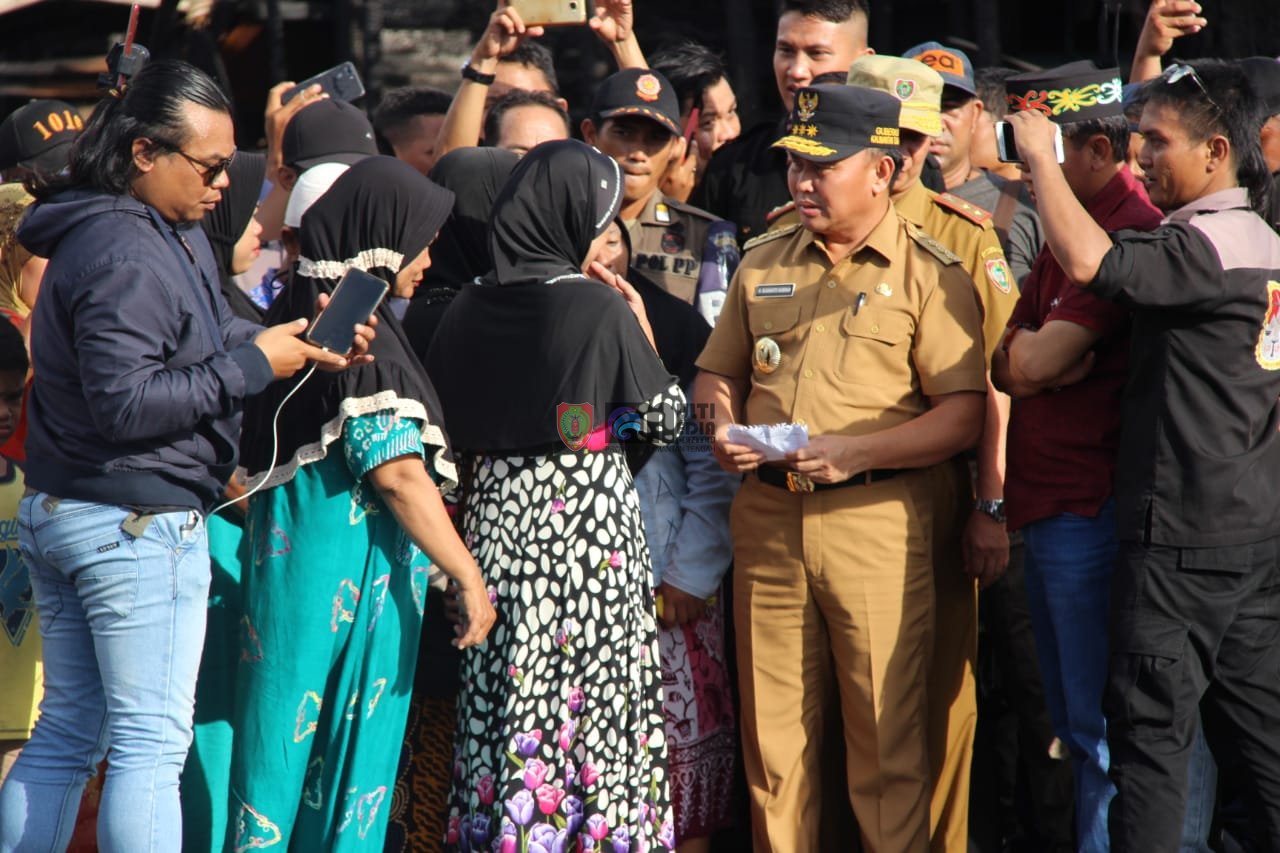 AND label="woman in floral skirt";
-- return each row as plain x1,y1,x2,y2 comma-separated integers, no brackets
428,139,685,852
